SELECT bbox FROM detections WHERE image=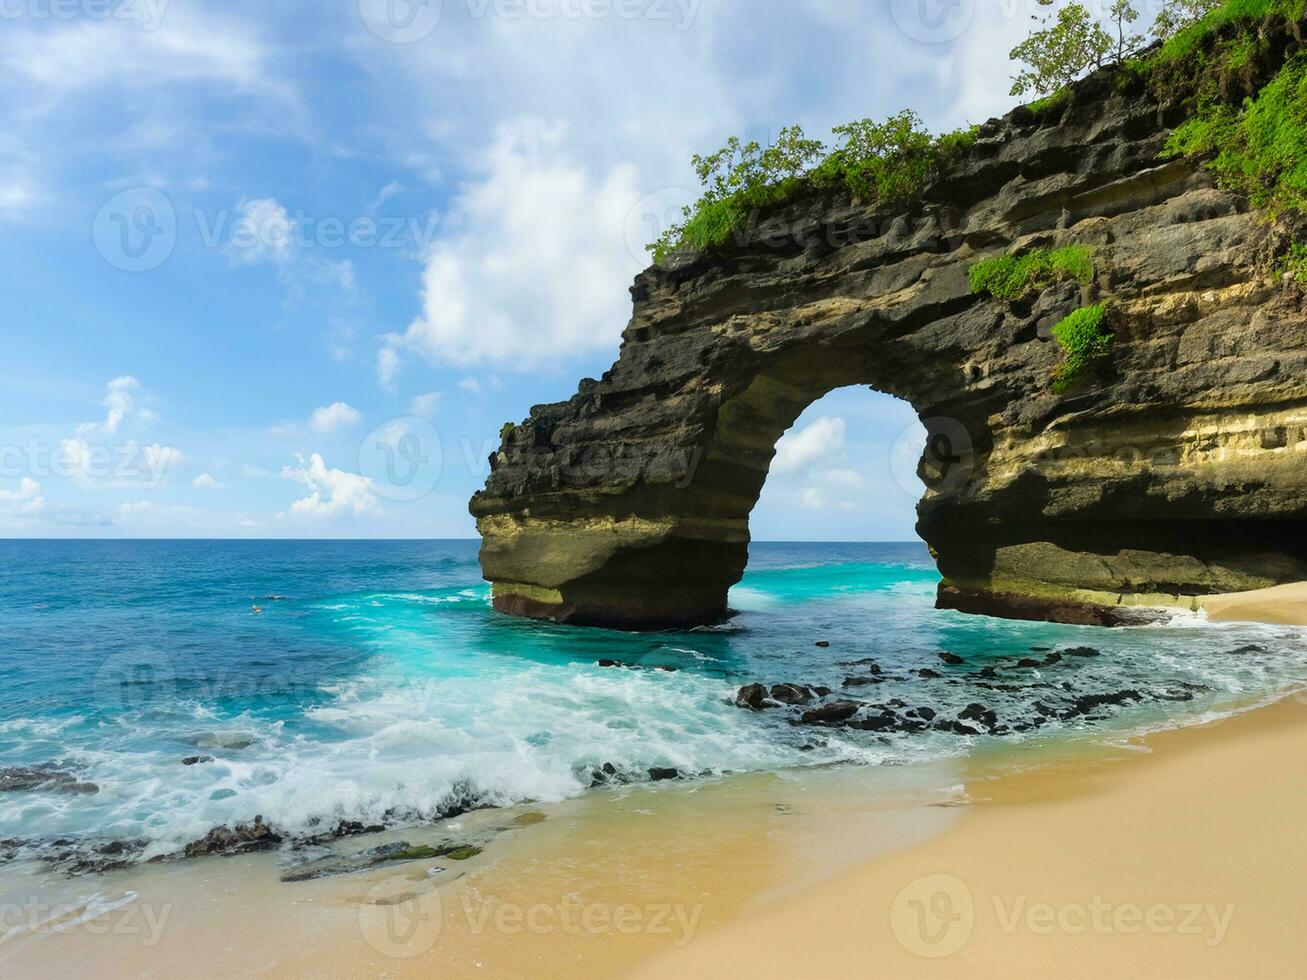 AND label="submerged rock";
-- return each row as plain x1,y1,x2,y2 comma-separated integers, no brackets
938,652,965,666
801,701,860,725
0,766,98,795
184,816,282,859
